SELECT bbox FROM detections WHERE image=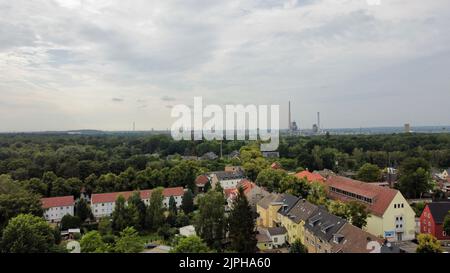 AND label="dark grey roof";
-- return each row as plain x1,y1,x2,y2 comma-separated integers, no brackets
267,226,287,236
278,194,300,216
257,193,281,209
305,207,346,242
427,202,450,224
284,199,319,224
211,171,245,180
